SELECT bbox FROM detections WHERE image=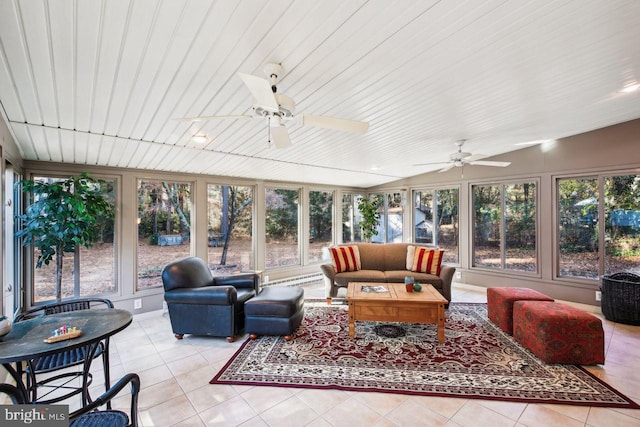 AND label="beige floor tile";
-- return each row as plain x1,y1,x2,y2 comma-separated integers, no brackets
199,395,258,427
450,400,517,427
586,407,640,427
240,385,294,414
174,363,220,394
139,394,197,426
258,395,321,427
186,383,239,413
138,377,185,410
386,397,449,427
296,388,350,415
475,399,527,421
518,405,585,427
172,414,206,426
166,353,209,377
